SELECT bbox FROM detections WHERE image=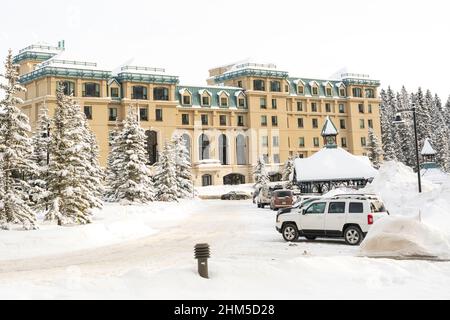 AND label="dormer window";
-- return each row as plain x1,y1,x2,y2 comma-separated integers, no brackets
111,87,119,98
312,86,319,95
297,86,304,95
238,97,246,108
253,79,265,91
339,87,346,97
199,89,212,106
326,87,332,96
183,95,191,105
310,81,320,96
220,97,228,107
202,96,210,106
